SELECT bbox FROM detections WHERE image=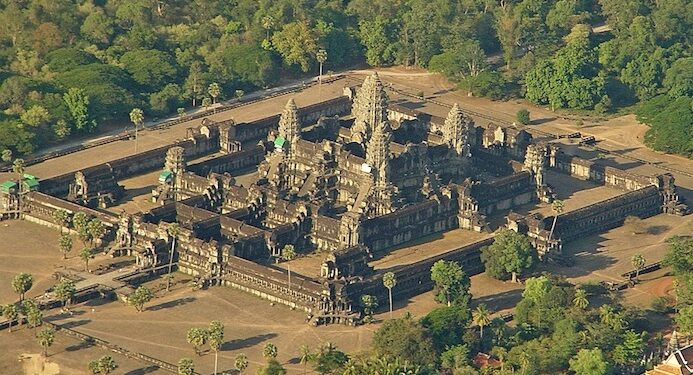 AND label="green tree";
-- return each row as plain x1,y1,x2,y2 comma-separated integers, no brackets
281,244,297,300
2,304,19,332
663,57,693,98
372,314,437,366
80,11,115,46
421,304,471,352
676,305,693,336
121,50,178,90
95,356,117,374
80,247,94,272
12,273,33,302
187,327,208,356
184,61,205,107
129,108,144,153
663,236,693,274
516,109,530,125
569,348,612,375
263,342,278,360
54,278,76,310
129,286,154,312
631,254,646,280
52,209,70,235
430,260,470,306
440,344,470,372
257,359,287,375
26,303,43,332
234,353,249,374
573,288,589,309
208,320,224,375
63,88,94,133
20,106,51,128
208,83,221,104
612,330,645,371
1,149,12,162
383,271,397,317
473,304,492,339
87,219,105,247
177,358,195,375
481,230,535,282
72,212,90,233
361,295,378,323
37,327,55,357
166,223,181,292
299,345,312,375
272,22,319,72
311,342,349,374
